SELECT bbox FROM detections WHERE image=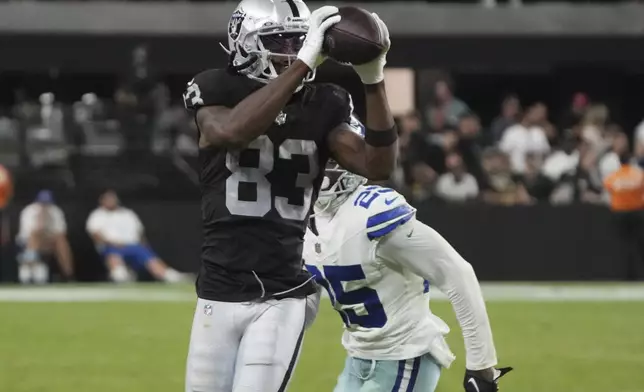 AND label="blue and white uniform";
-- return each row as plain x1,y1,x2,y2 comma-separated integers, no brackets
304,186,498,392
